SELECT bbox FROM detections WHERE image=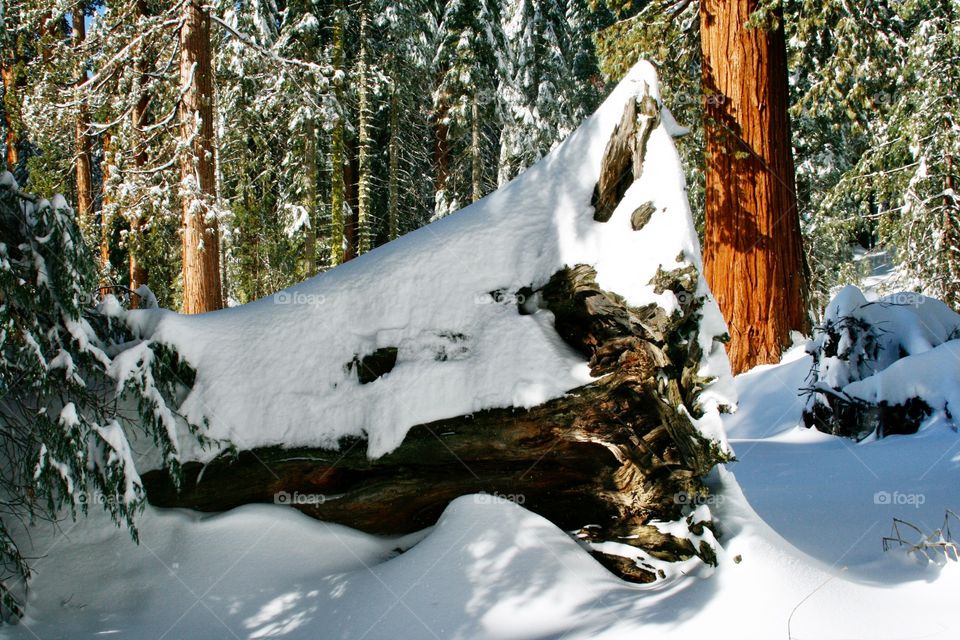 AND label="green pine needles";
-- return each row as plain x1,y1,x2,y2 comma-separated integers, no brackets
0,174,205,619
